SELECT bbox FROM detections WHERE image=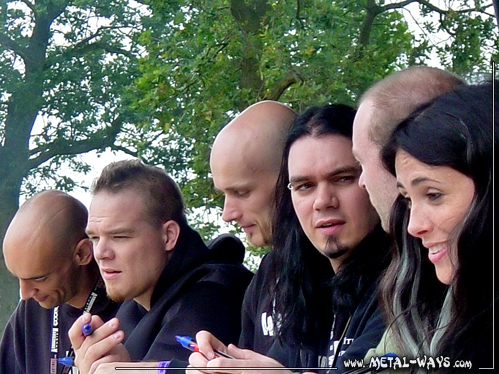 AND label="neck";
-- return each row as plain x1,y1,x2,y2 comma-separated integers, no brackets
330,253,349,274
66,262,100,309
134,289,154,311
